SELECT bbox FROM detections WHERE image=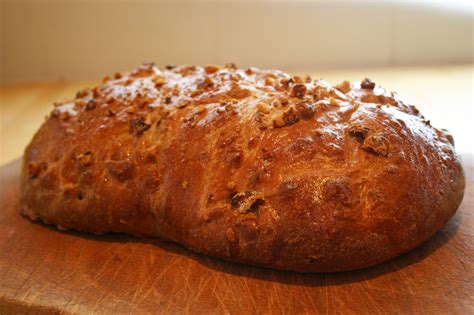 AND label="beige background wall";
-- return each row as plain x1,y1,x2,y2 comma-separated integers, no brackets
1,0,473,84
